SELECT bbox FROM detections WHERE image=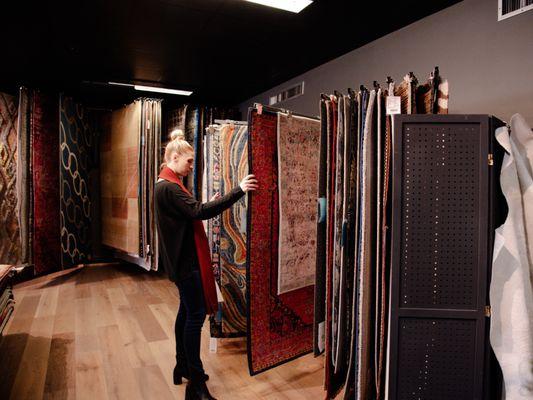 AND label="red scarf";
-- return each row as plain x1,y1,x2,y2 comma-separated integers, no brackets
159,166,218,315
